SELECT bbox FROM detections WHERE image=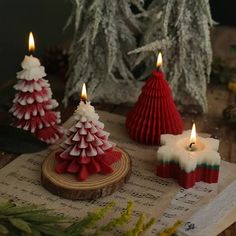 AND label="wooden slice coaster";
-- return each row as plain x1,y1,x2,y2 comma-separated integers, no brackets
41,147,131,200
